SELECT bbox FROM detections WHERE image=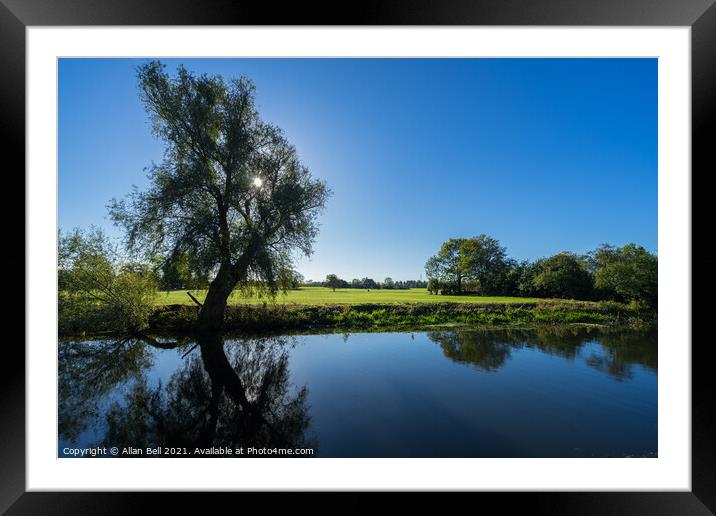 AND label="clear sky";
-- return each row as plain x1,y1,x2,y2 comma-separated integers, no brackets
59,58,657,282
